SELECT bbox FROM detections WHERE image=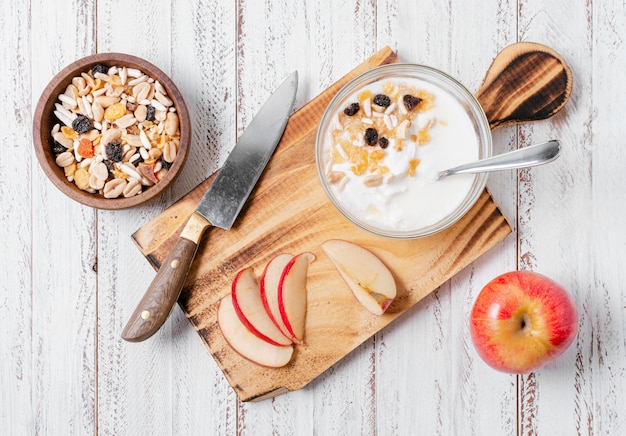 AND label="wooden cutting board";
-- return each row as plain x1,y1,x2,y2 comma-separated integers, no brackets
132,43,572,401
